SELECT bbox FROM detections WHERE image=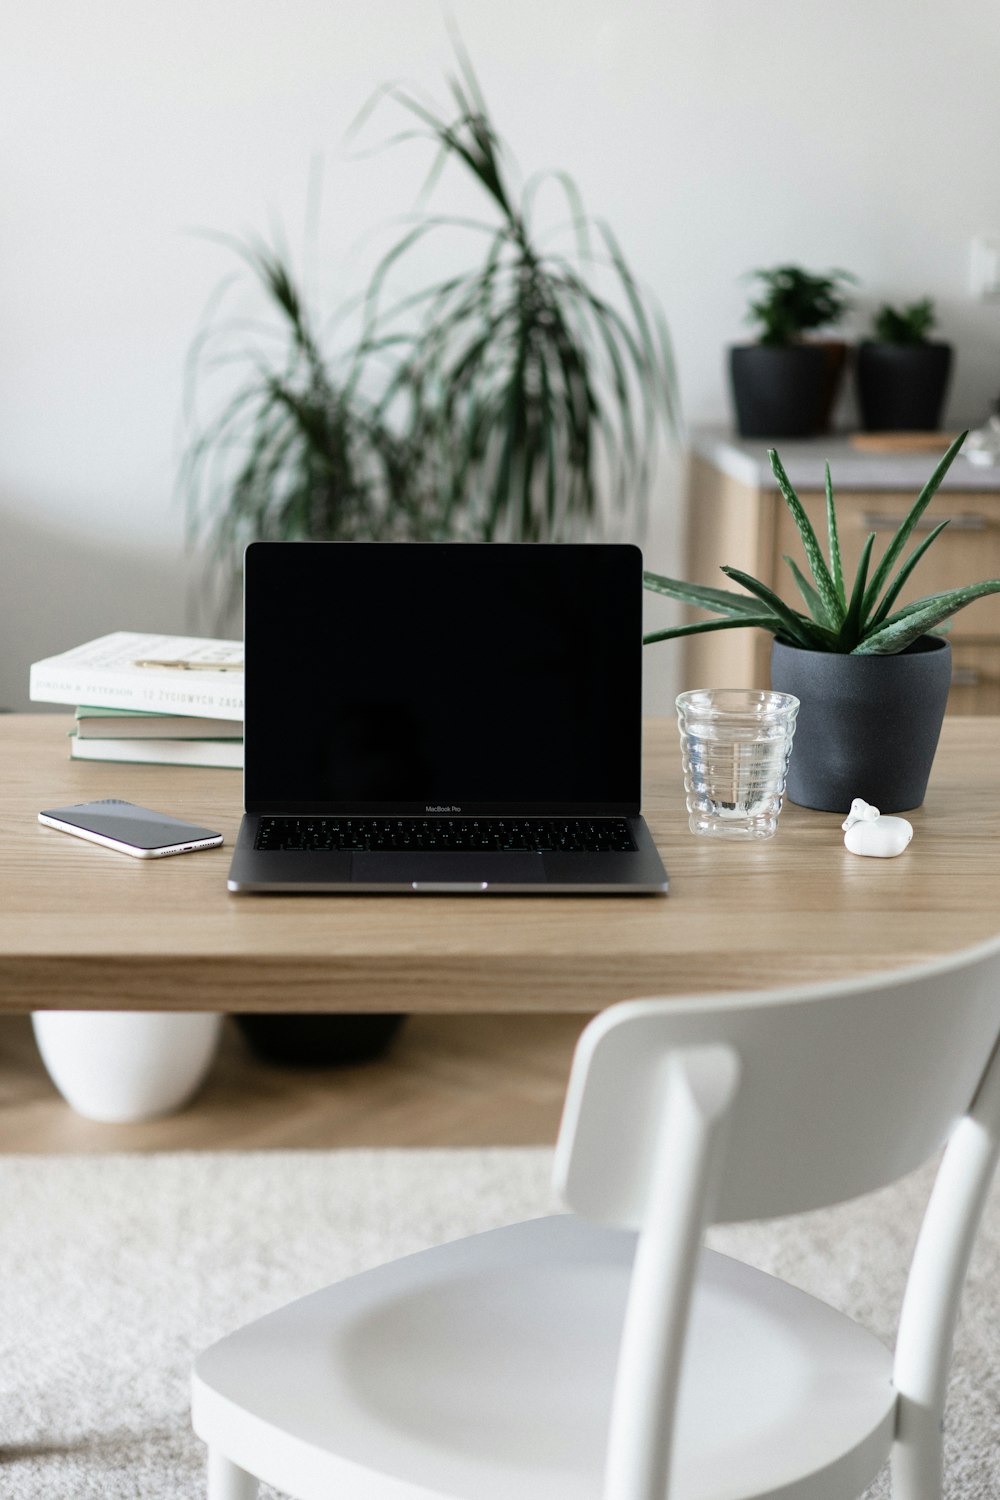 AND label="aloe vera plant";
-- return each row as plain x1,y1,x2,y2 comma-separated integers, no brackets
644,431,1000,654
